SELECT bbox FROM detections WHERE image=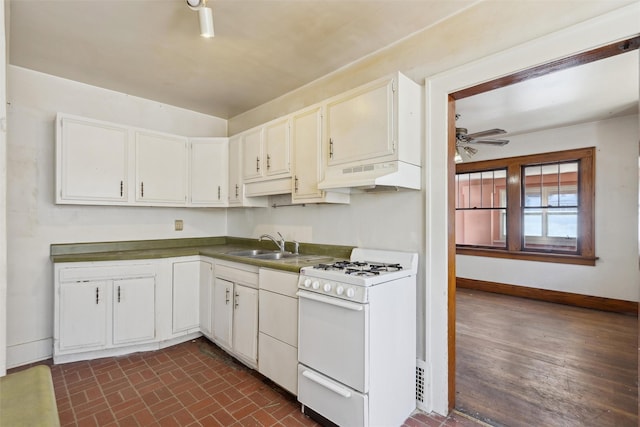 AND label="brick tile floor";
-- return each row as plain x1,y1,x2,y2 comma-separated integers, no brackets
10,338,484,426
